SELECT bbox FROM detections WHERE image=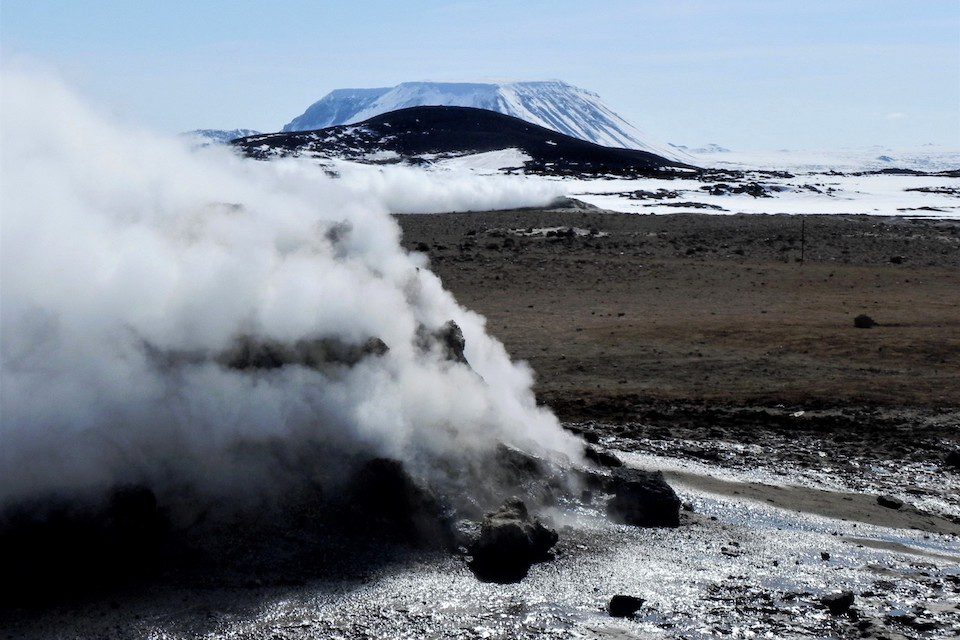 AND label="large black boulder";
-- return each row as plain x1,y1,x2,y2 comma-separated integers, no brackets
606,468,681,527
468,498,558,583
0,485,168,603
